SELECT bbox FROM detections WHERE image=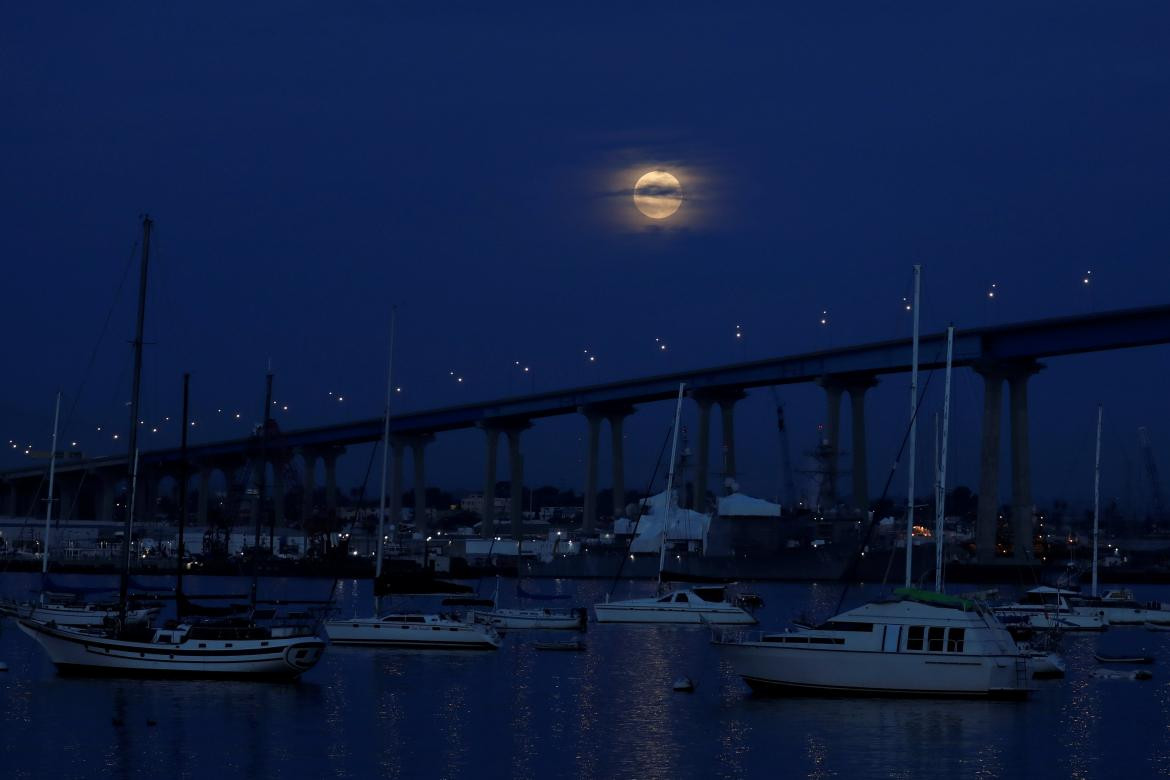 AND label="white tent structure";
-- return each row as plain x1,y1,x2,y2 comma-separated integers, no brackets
613,490,710,554
717,492,783,518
